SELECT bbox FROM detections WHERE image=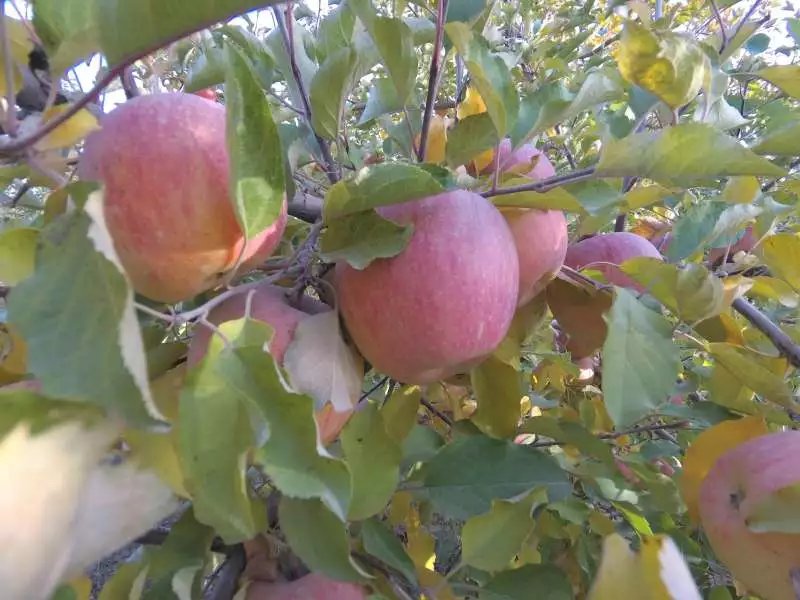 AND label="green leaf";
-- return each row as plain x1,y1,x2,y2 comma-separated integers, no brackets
341,402,401,520
381,384,420,445
178,323,264,542
445,22,518,138
720,20,762,62
756,66,800,99
0,389,103,440
469,355,522,439
615,21,709,109
279,497,365,582
601,289,680,428
323,163,445,220
142,509,215,600
372,17,418,103
98,562,148,600
96,0,282,65
480,565,573,600
752,120,800,156
357,78,409,125
461,491,539,572
319,211,414,270
597,123,786,185
746,483,800,534
596,124,786,185
520,416,614,464
445,0,490,26
665,200,726,261
310,46,358,139
788,18,800,45
361,518,418,586
744,33,770,54
265,22,316,112
708,343,794,408
32,0,98,74
446,113,500,168
318,0,356,59
184,44,226,92
225,44,285,241
417,435,569,519
7,189,163,427
0,227,37,286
